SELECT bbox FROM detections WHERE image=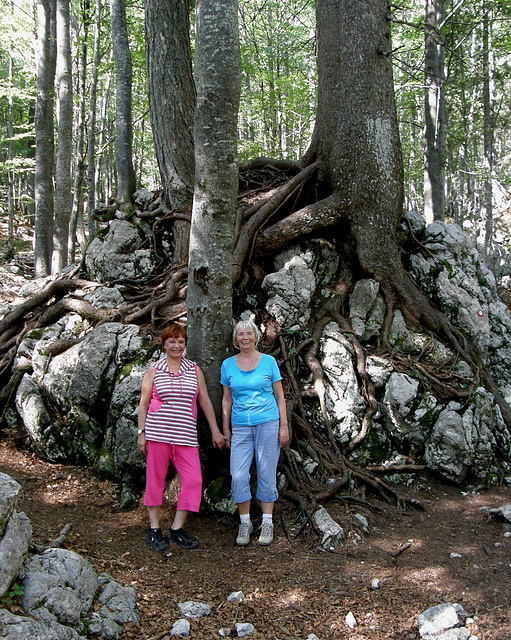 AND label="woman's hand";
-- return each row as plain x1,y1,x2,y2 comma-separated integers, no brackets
222,427,232,449
211,429,230,450
279,424,289,447
137,432,147,455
